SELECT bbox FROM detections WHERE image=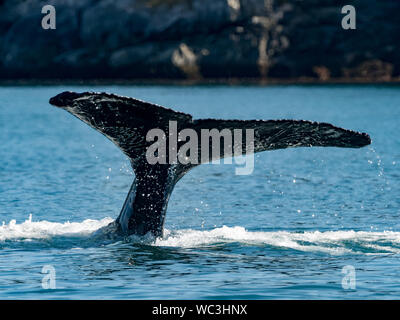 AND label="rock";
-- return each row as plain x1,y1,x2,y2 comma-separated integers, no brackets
0,0,398,80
